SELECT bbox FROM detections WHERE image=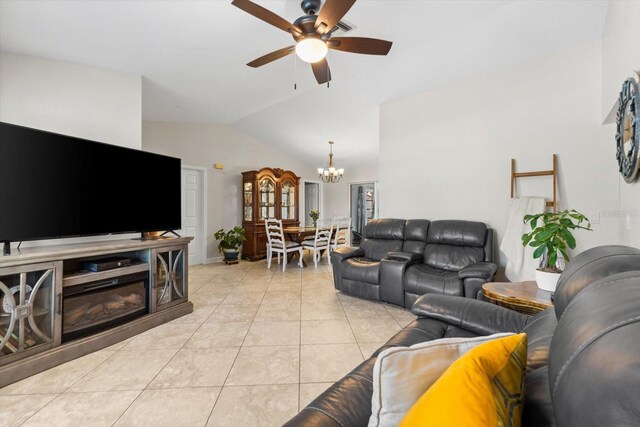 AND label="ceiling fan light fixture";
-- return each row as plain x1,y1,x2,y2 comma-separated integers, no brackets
295,37,328,63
